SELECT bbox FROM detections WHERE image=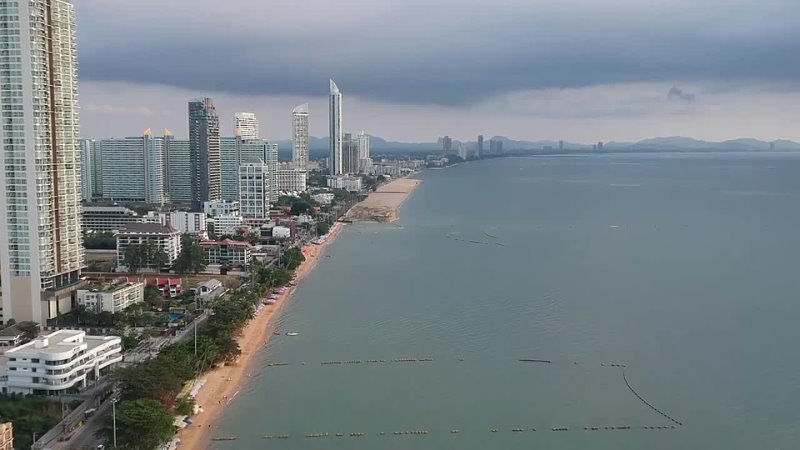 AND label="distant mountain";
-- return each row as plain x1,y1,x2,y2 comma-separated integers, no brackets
273,134,800,156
